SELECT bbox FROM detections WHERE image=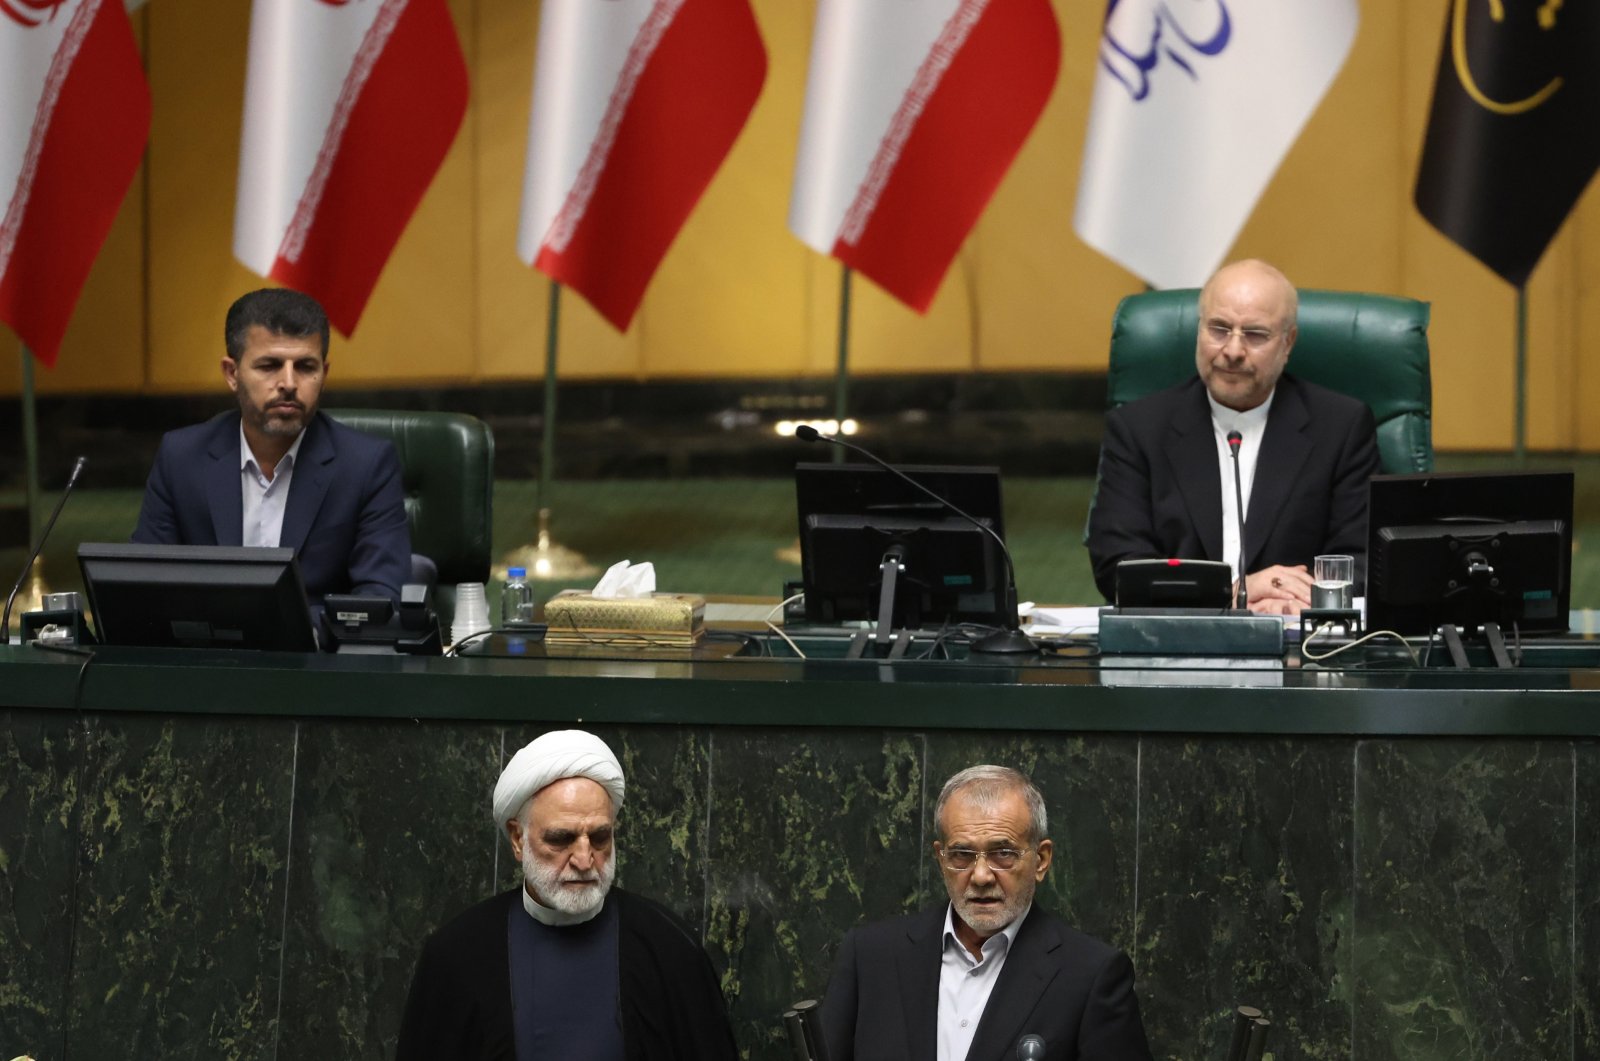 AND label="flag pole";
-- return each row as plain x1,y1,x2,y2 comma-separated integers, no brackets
12,347,50,634
775,263,854,566
831,265,853,464
495,278,596,581
537,280,561,515
20,347,40,537
1514,286,1527,465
